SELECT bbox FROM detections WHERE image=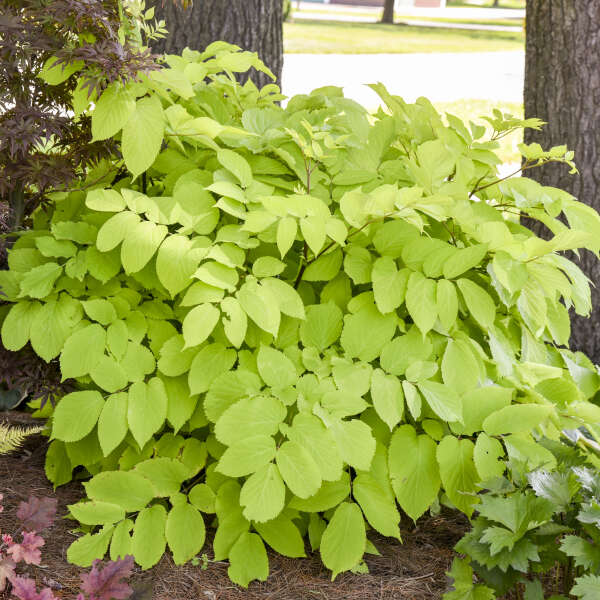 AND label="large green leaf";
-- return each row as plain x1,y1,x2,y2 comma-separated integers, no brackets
353,473,401,539
182,303,220,348
166,503,205,565
91,81,135,141
127,379,168,449
340,304,396,362
370,369,404,431
122,95,165,178
239,463,286,522
436,436,479,517
84,470,155,512
406,271,437,335
1,301,41,351
52,391,104,443
215,395,286,446
255,515,306,557
216,435,277,477
257,345,297,388
276,440,322,499
228,532,269,588
98,392,128,456
60,323,106,379
320,502,366,580
300,303,343,351
132,504,167,569
388,425,440,521
121,220,167,274
156,234,200,297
